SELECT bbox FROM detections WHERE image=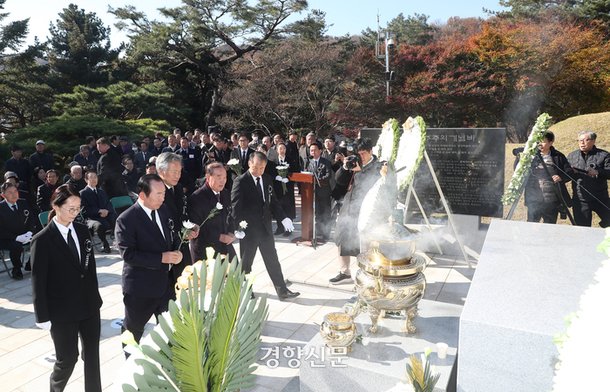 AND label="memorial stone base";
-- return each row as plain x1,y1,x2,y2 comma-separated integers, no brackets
300,299,462,392
458,219,606,392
